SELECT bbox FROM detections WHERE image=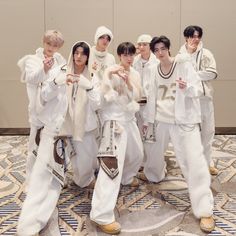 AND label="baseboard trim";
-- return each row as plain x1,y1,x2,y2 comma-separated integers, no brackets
0,127,236,135
0,128,30,135
215,127,236,135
